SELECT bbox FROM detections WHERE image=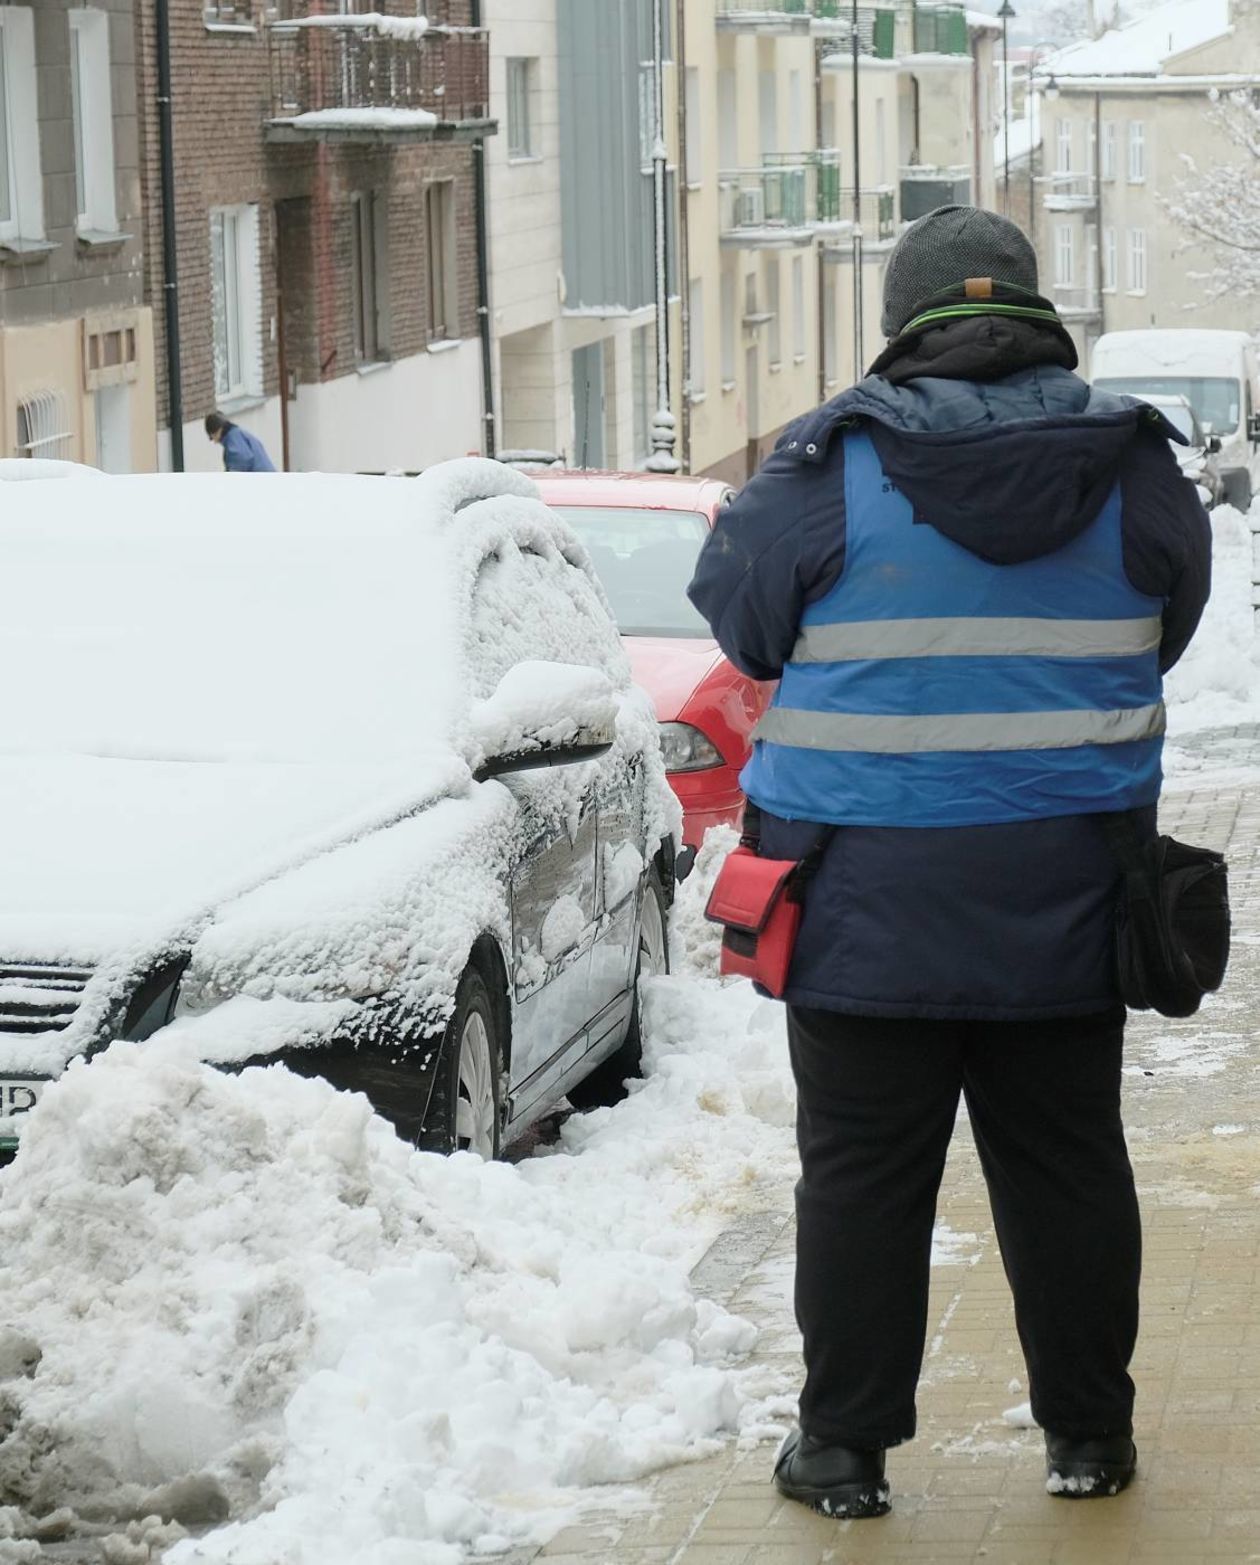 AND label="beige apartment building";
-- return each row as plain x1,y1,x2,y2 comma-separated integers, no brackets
1034,0,1260,369
685,1,999,482
0,1,157,471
